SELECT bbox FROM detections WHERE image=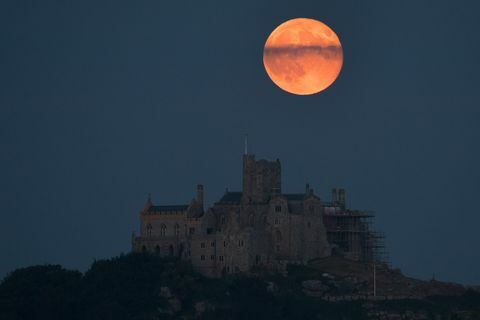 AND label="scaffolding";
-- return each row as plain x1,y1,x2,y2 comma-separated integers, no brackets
323,206,389,266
